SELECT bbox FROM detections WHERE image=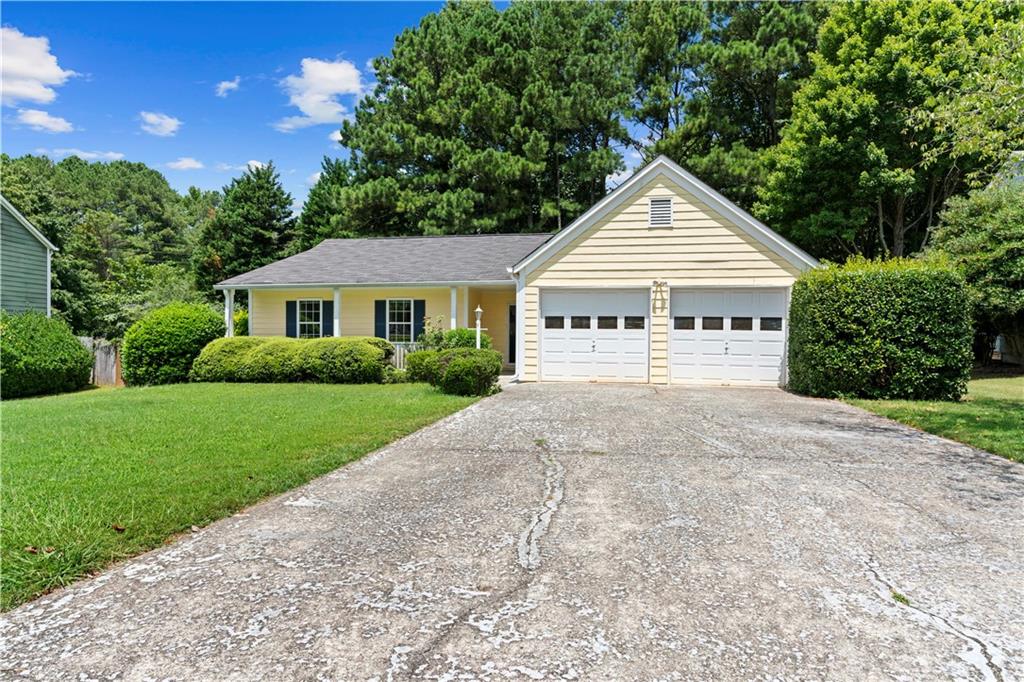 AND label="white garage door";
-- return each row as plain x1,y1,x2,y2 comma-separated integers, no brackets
541,290,649,382
670,289,787,385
